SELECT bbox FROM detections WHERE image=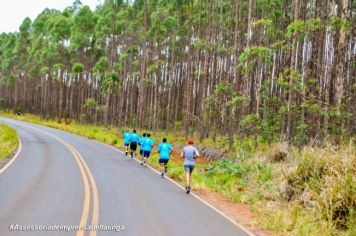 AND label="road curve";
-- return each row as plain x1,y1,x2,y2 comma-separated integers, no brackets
0,117,251,236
